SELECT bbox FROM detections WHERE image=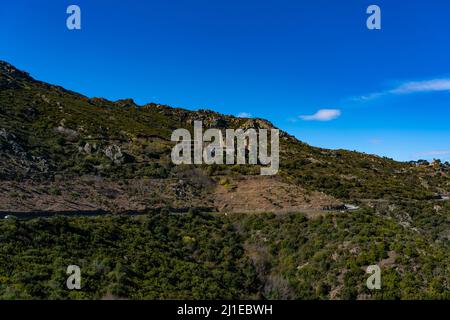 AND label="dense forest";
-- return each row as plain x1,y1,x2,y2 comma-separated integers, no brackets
0,209,448,299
